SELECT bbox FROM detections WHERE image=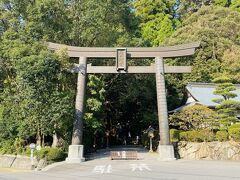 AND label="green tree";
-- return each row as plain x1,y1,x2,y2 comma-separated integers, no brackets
0,46,74,146
166,6,240,82
0,0,140,151
221,46,240,83
177,0,232,20
163,6,240,113
212,76,240,128
85,75,106,131
132,0,176,46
